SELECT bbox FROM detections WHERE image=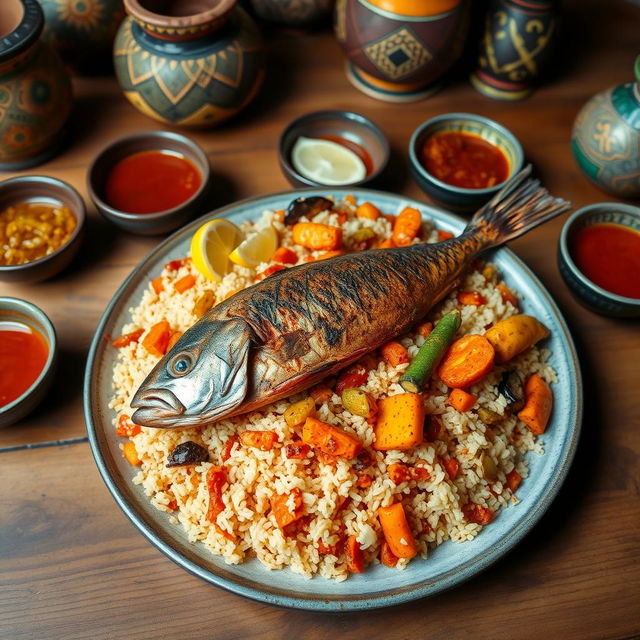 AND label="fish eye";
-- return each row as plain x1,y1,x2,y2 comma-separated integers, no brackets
169,353,193,377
